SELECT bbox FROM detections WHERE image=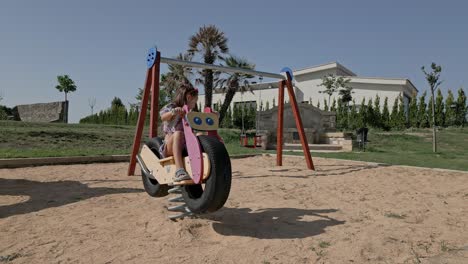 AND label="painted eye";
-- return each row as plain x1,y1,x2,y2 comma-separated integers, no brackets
206,117,214,126
193,116,202,125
